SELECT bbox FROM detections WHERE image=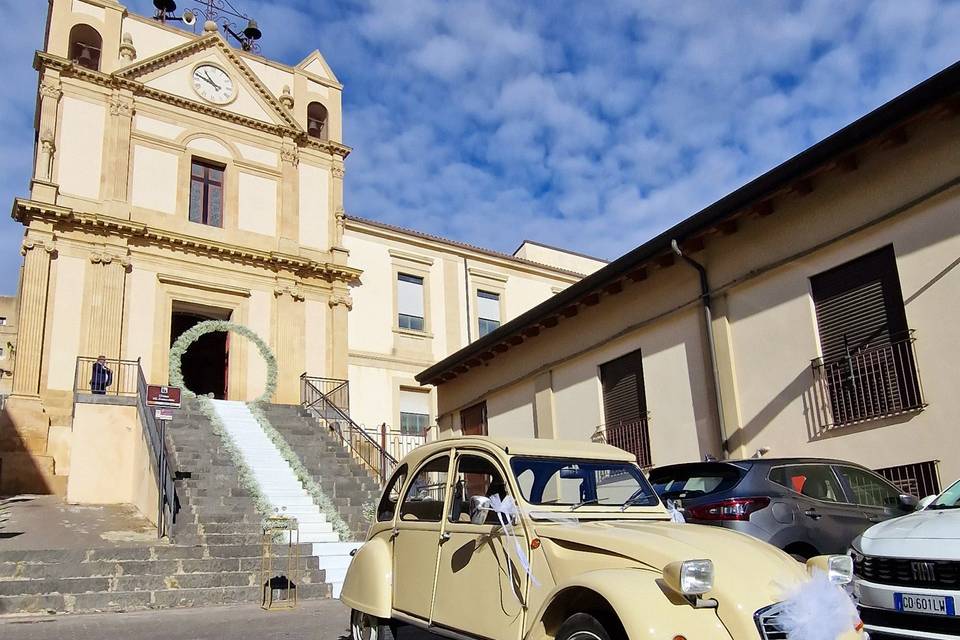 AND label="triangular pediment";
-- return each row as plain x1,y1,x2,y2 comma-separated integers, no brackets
117,33,300,131
296,50,339,85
